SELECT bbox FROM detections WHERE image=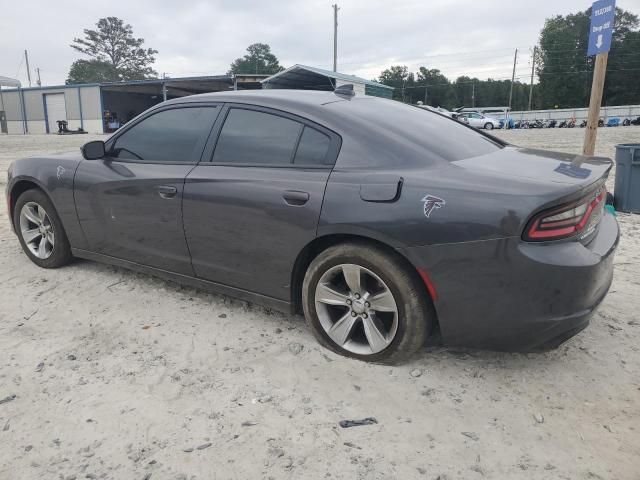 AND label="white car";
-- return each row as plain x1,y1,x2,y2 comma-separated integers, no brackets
458,112,501,130
416,105,469,124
